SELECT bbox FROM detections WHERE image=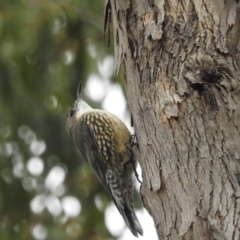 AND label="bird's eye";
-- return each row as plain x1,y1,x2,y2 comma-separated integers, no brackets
69,109,75,117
